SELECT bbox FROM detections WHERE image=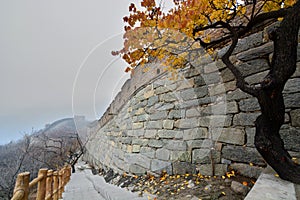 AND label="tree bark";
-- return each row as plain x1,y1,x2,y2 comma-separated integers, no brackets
254,1,300,184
